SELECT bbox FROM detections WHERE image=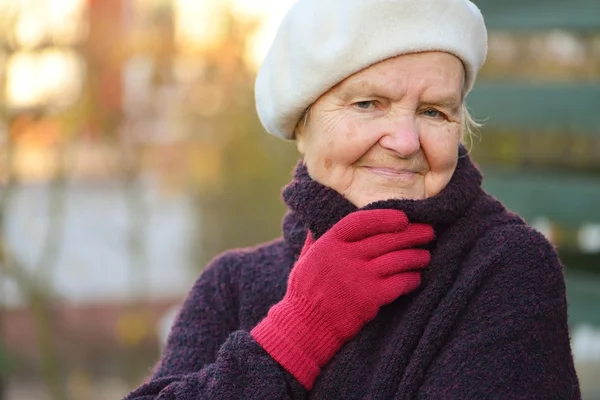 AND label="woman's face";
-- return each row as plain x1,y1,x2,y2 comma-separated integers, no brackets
295,52,465,207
